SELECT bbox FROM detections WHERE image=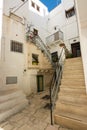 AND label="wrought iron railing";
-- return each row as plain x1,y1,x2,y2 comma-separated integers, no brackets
46,30,64,45
49,47,65,125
